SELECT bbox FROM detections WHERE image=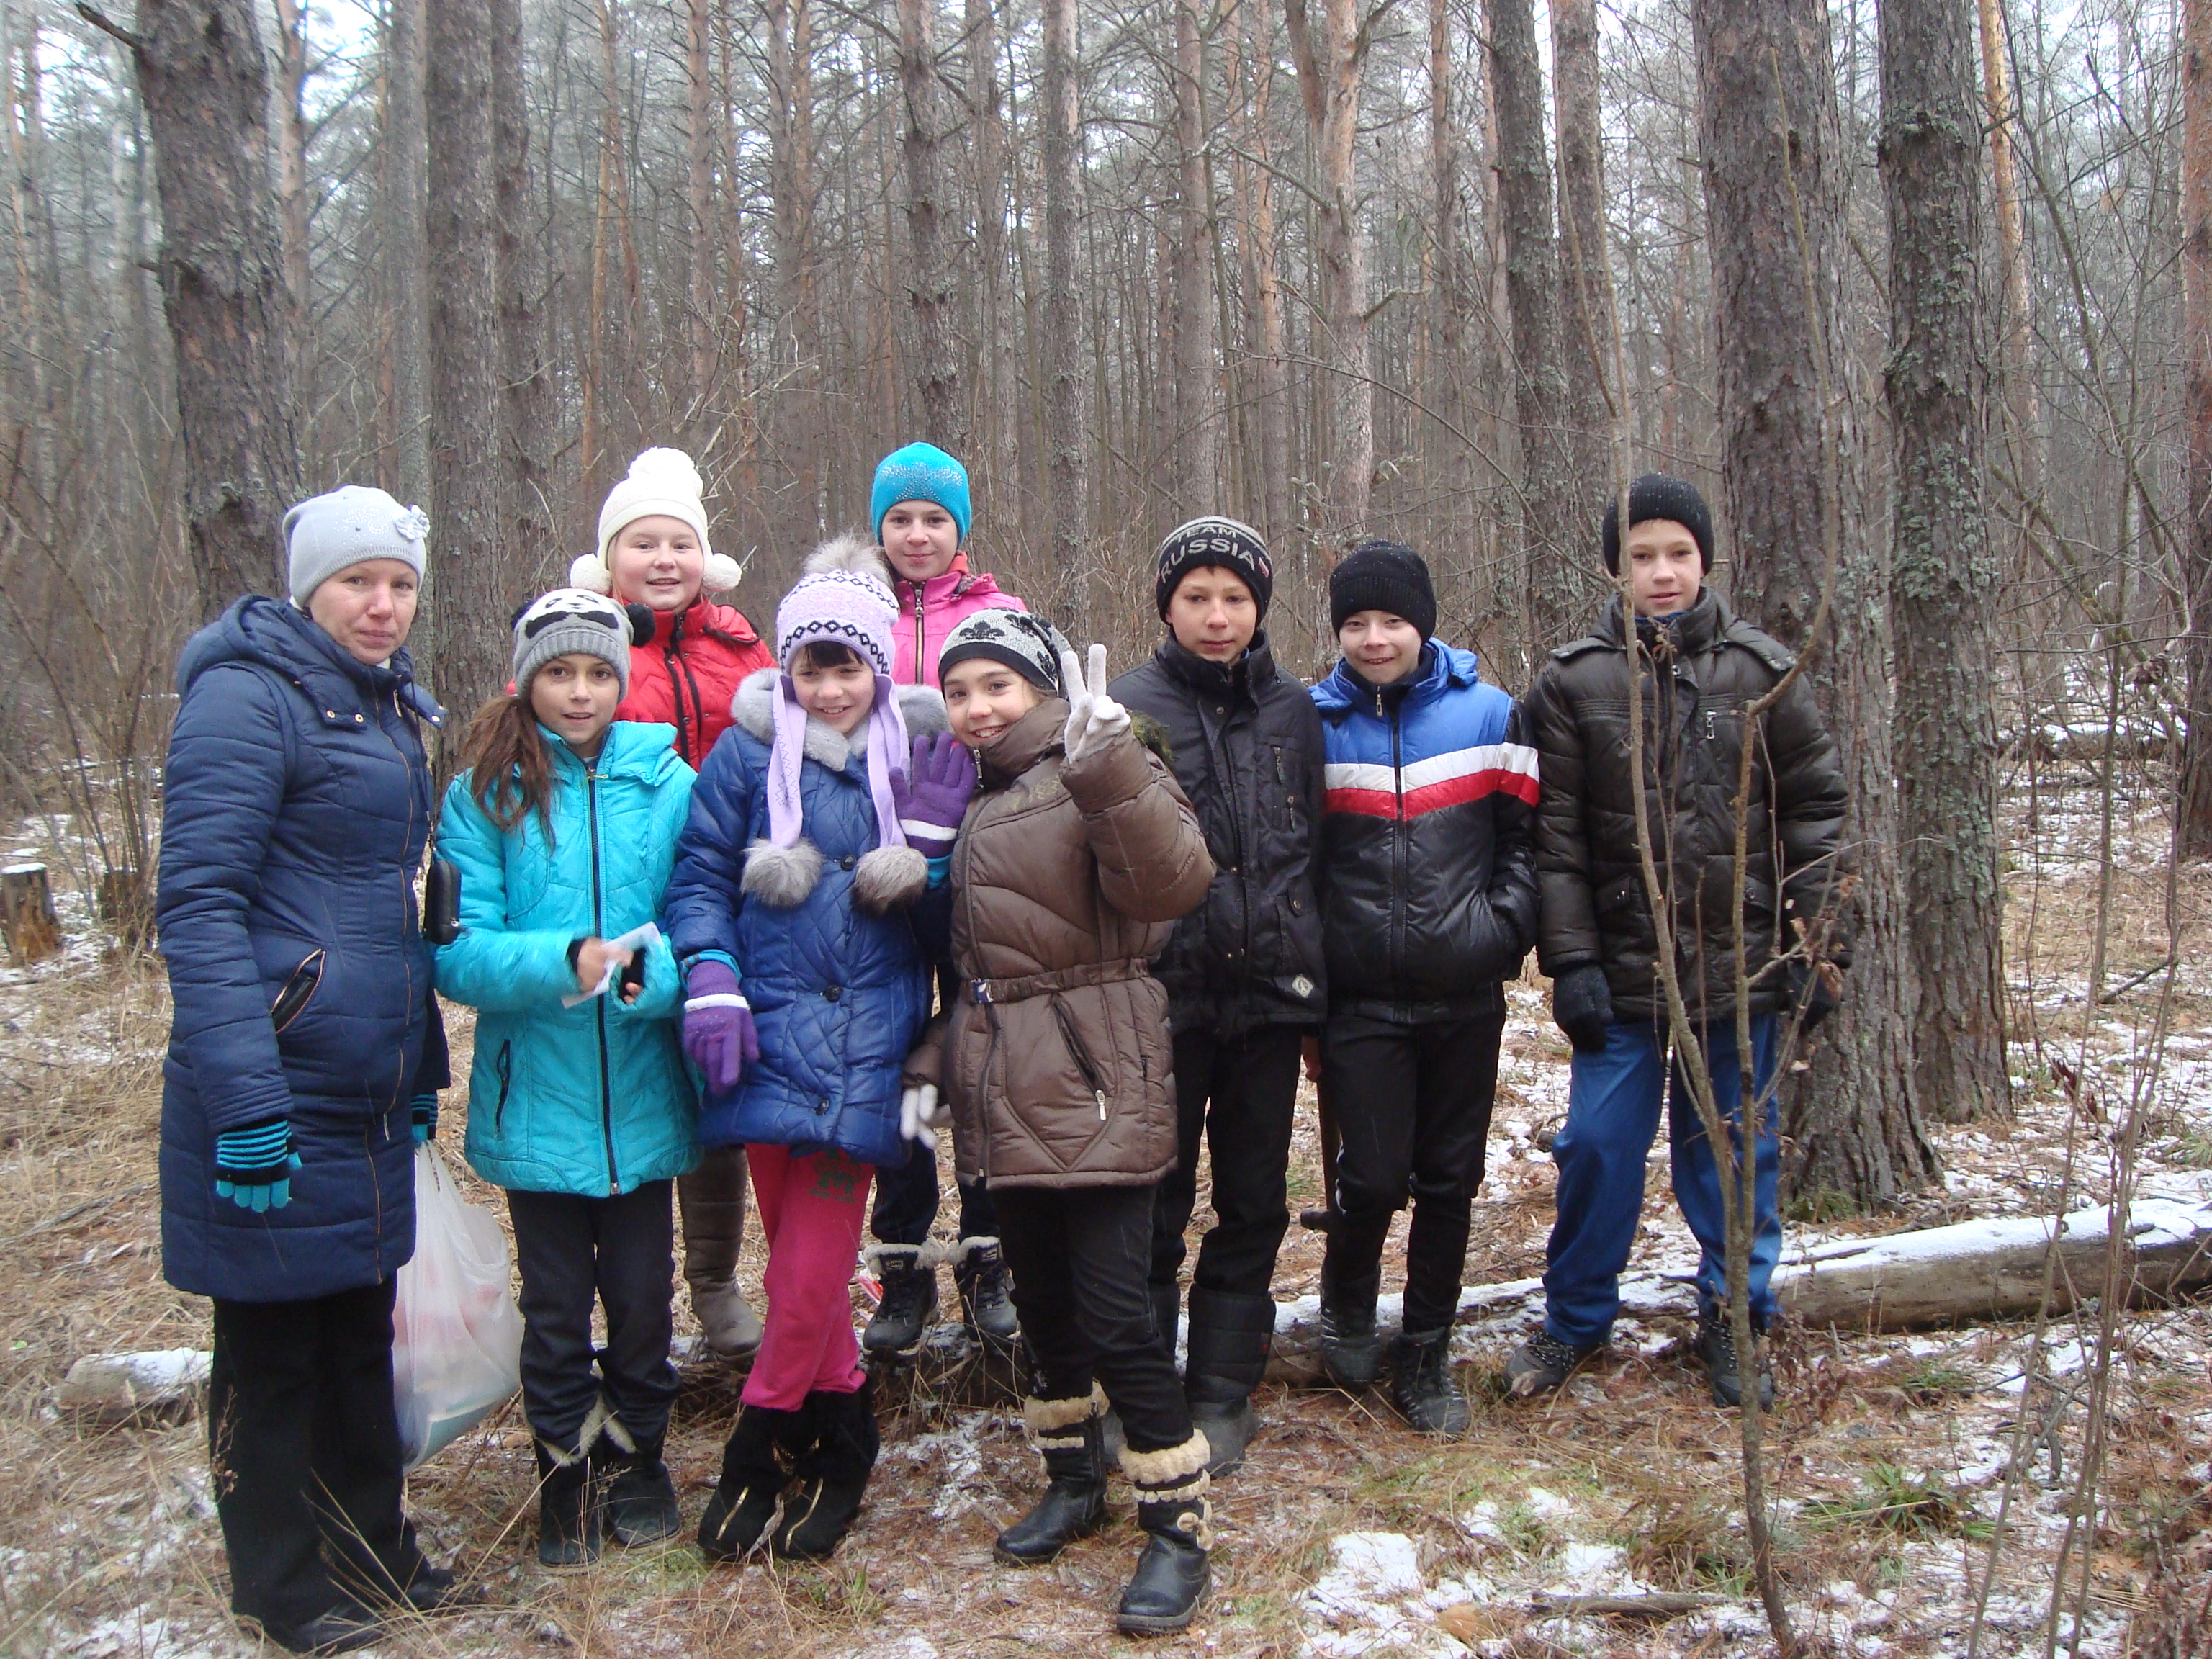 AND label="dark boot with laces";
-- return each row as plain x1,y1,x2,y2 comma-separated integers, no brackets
1388,1326,1471,1437
1503,1328,1601,1398
863,1244,939,1354
1317,1266,1382,1389
953,1237,1022,1345
995,1386,1109,1564
1697,1305,1775,1410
